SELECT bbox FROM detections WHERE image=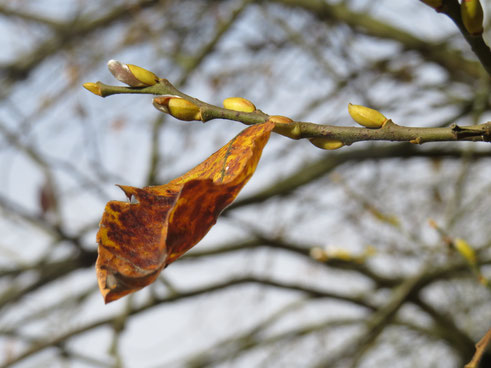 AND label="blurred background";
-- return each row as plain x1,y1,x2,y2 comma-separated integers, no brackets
0,0,491,367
